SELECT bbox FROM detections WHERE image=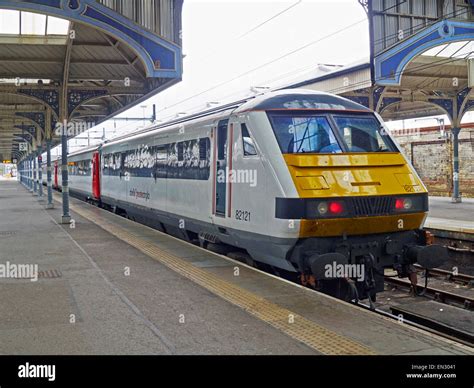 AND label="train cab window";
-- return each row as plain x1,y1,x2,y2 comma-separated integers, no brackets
333,116,396,152
268,114,342,154
241,123,257,156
